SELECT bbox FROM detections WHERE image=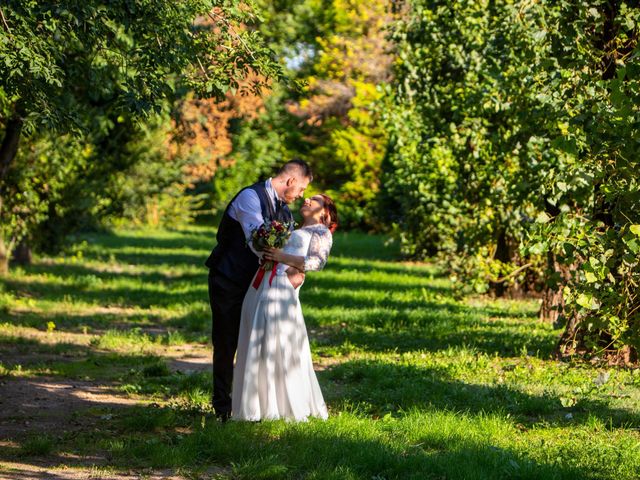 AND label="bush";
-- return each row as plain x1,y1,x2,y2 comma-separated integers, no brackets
383,1,640,356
